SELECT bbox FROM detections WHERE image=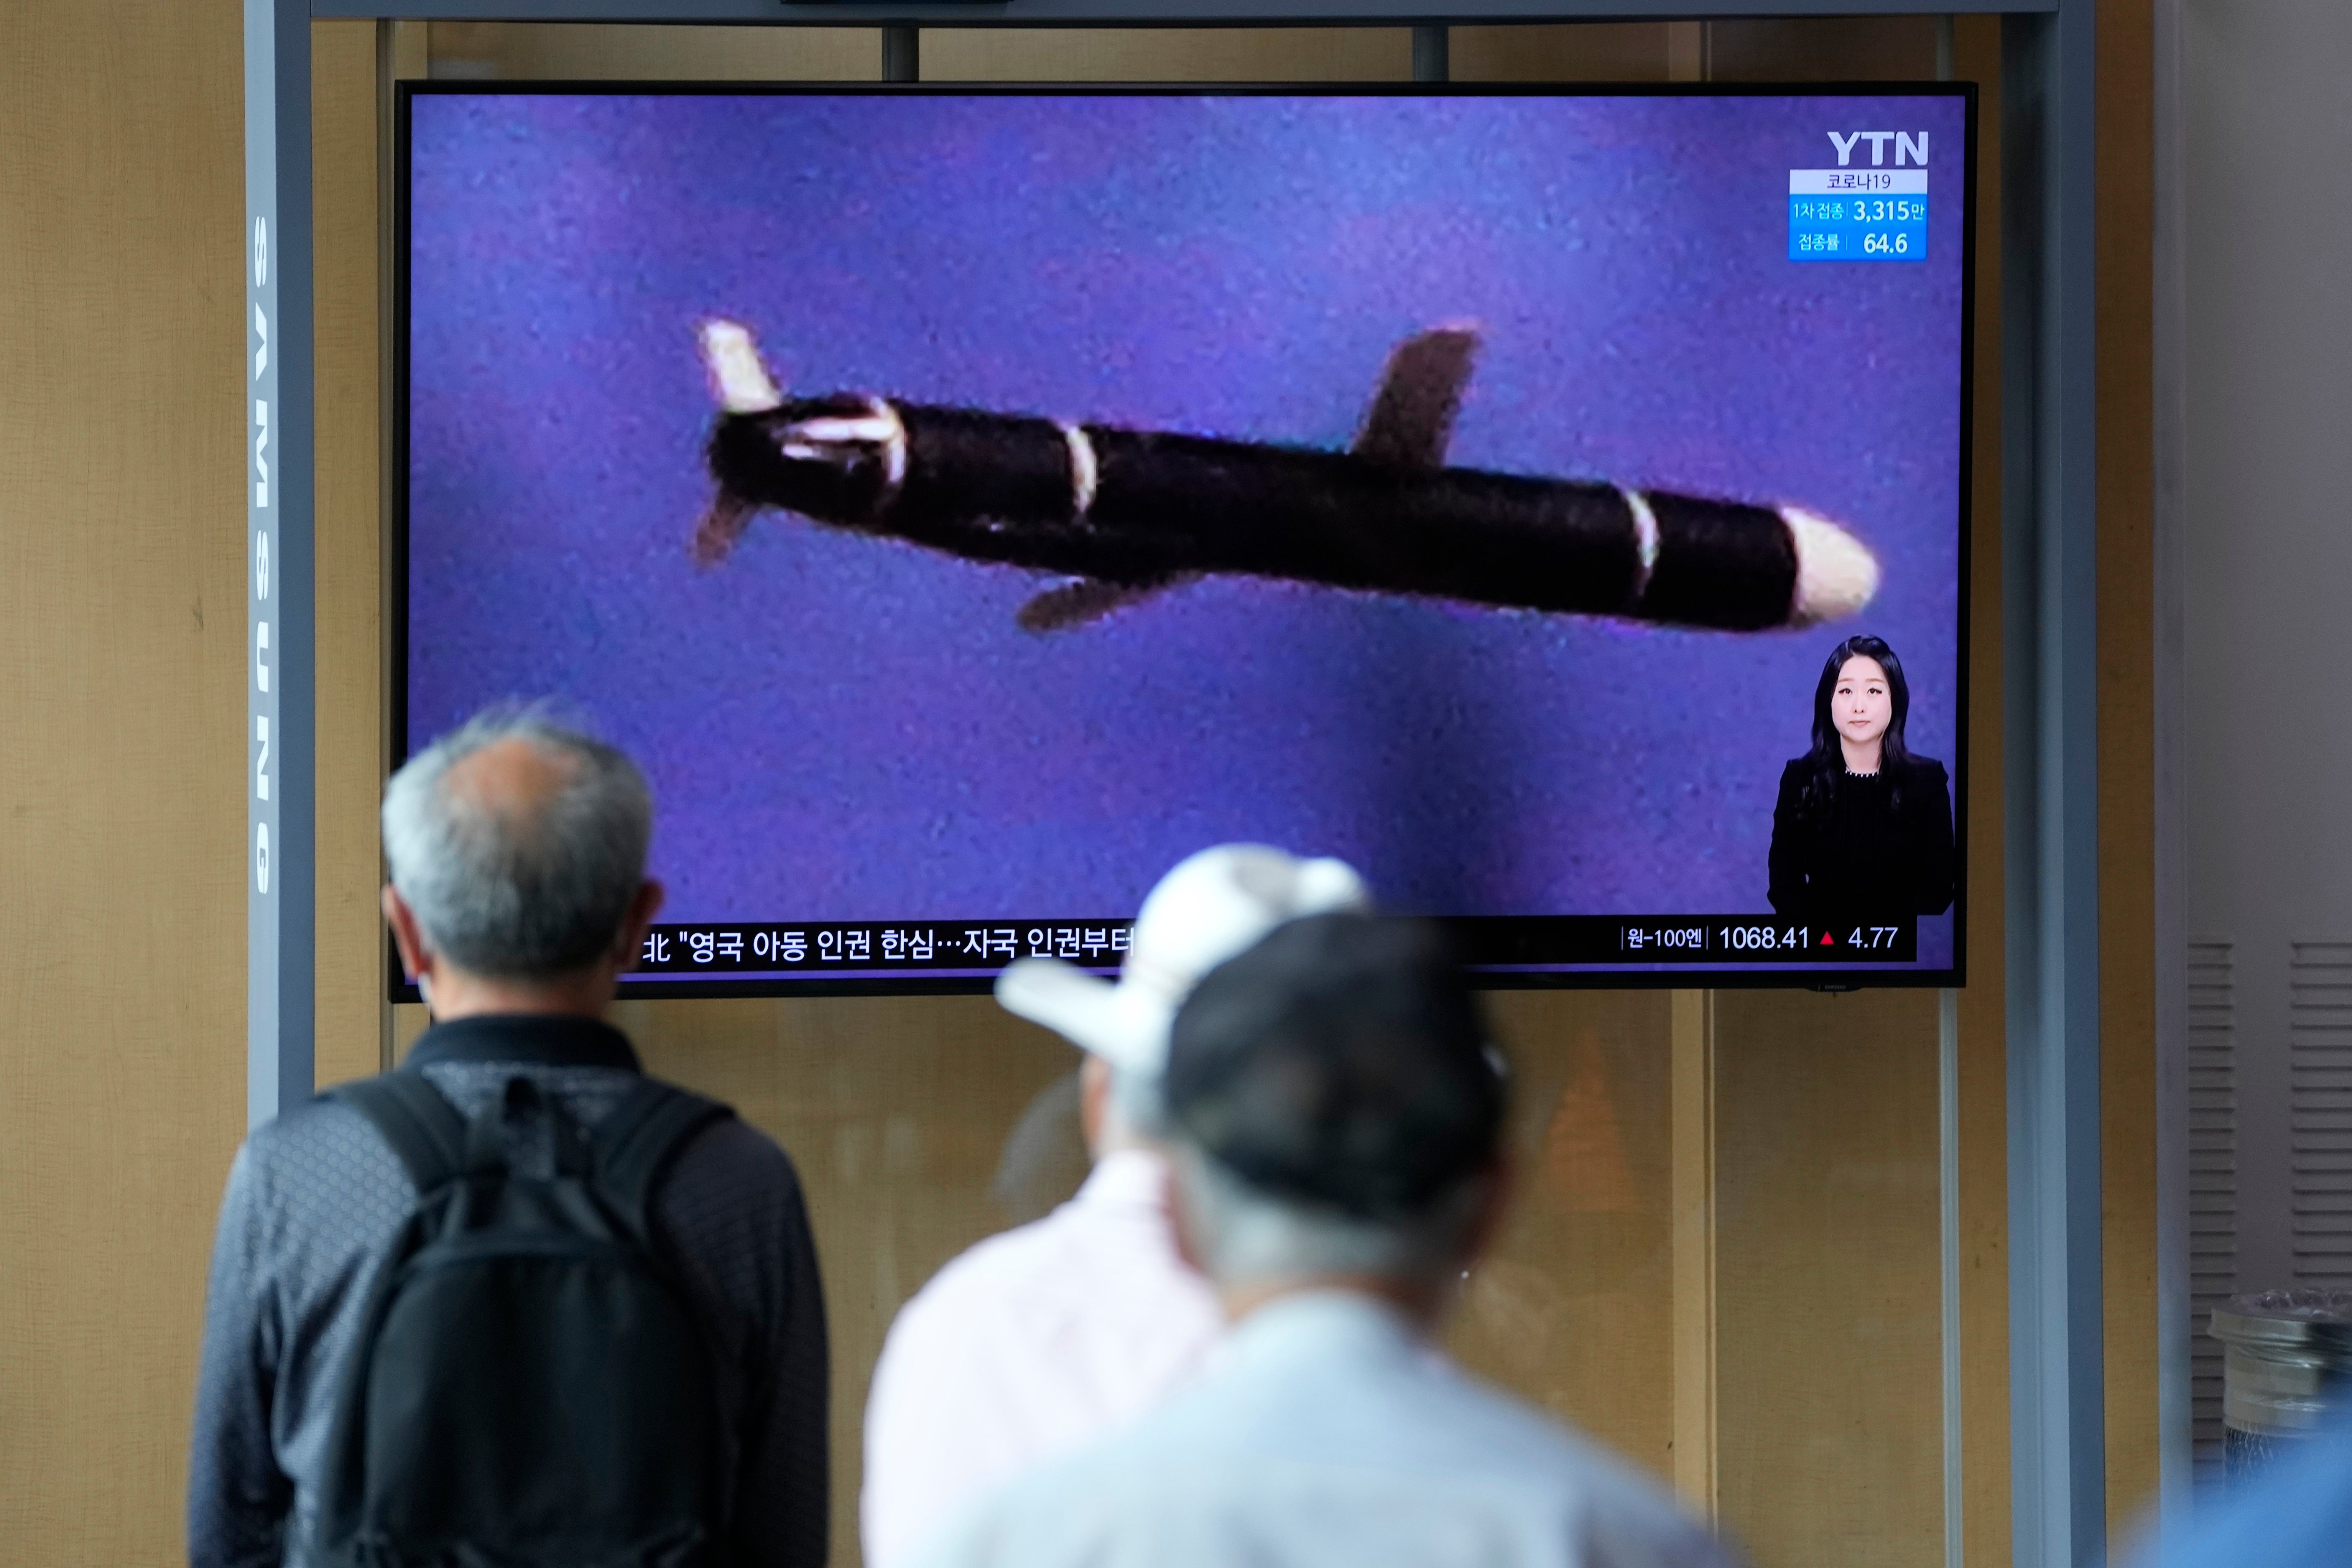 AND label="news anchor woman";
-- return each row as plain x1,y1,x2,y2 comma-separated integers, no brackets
1767,634,1955,927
